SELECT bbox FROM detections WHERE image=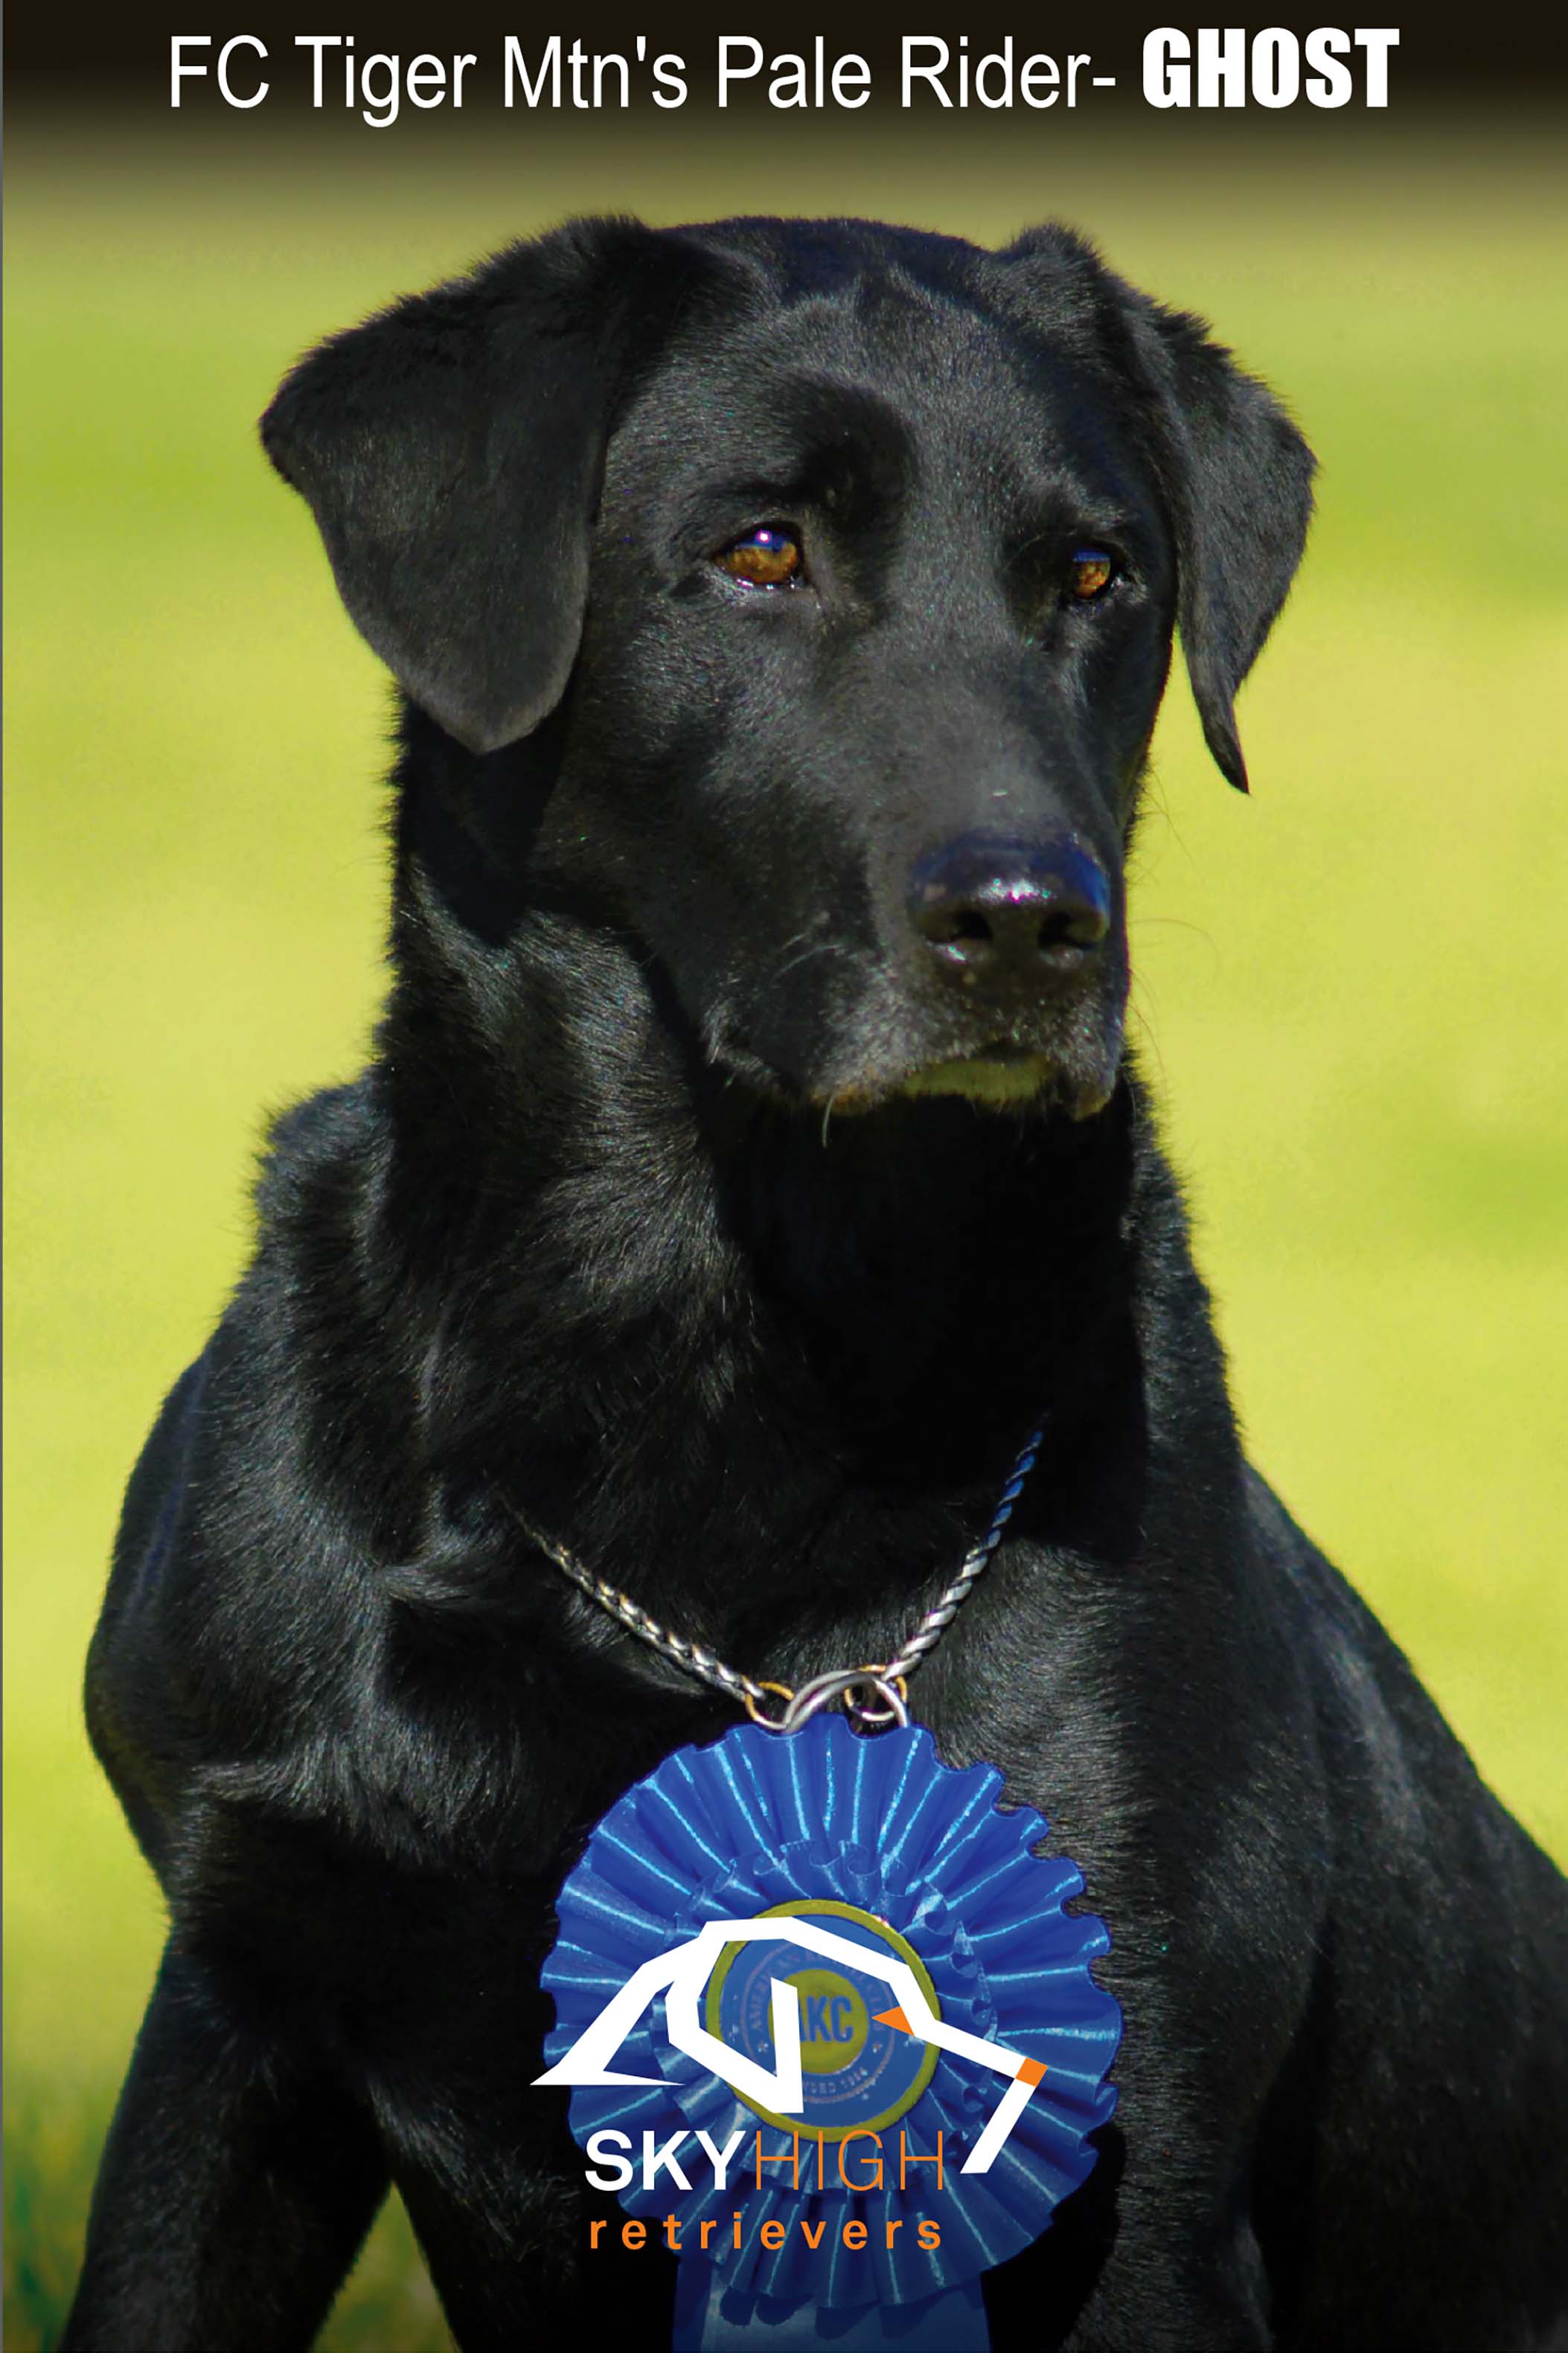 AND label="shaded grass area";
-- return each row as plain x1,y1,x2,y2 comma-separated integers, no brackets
6,114,1566,2349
